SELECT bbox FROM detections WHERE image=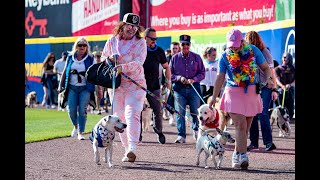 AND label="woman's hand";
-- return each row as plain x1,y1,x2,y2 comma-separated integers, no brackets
107,54,119,63
208,96,216,110
113,65,122,77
